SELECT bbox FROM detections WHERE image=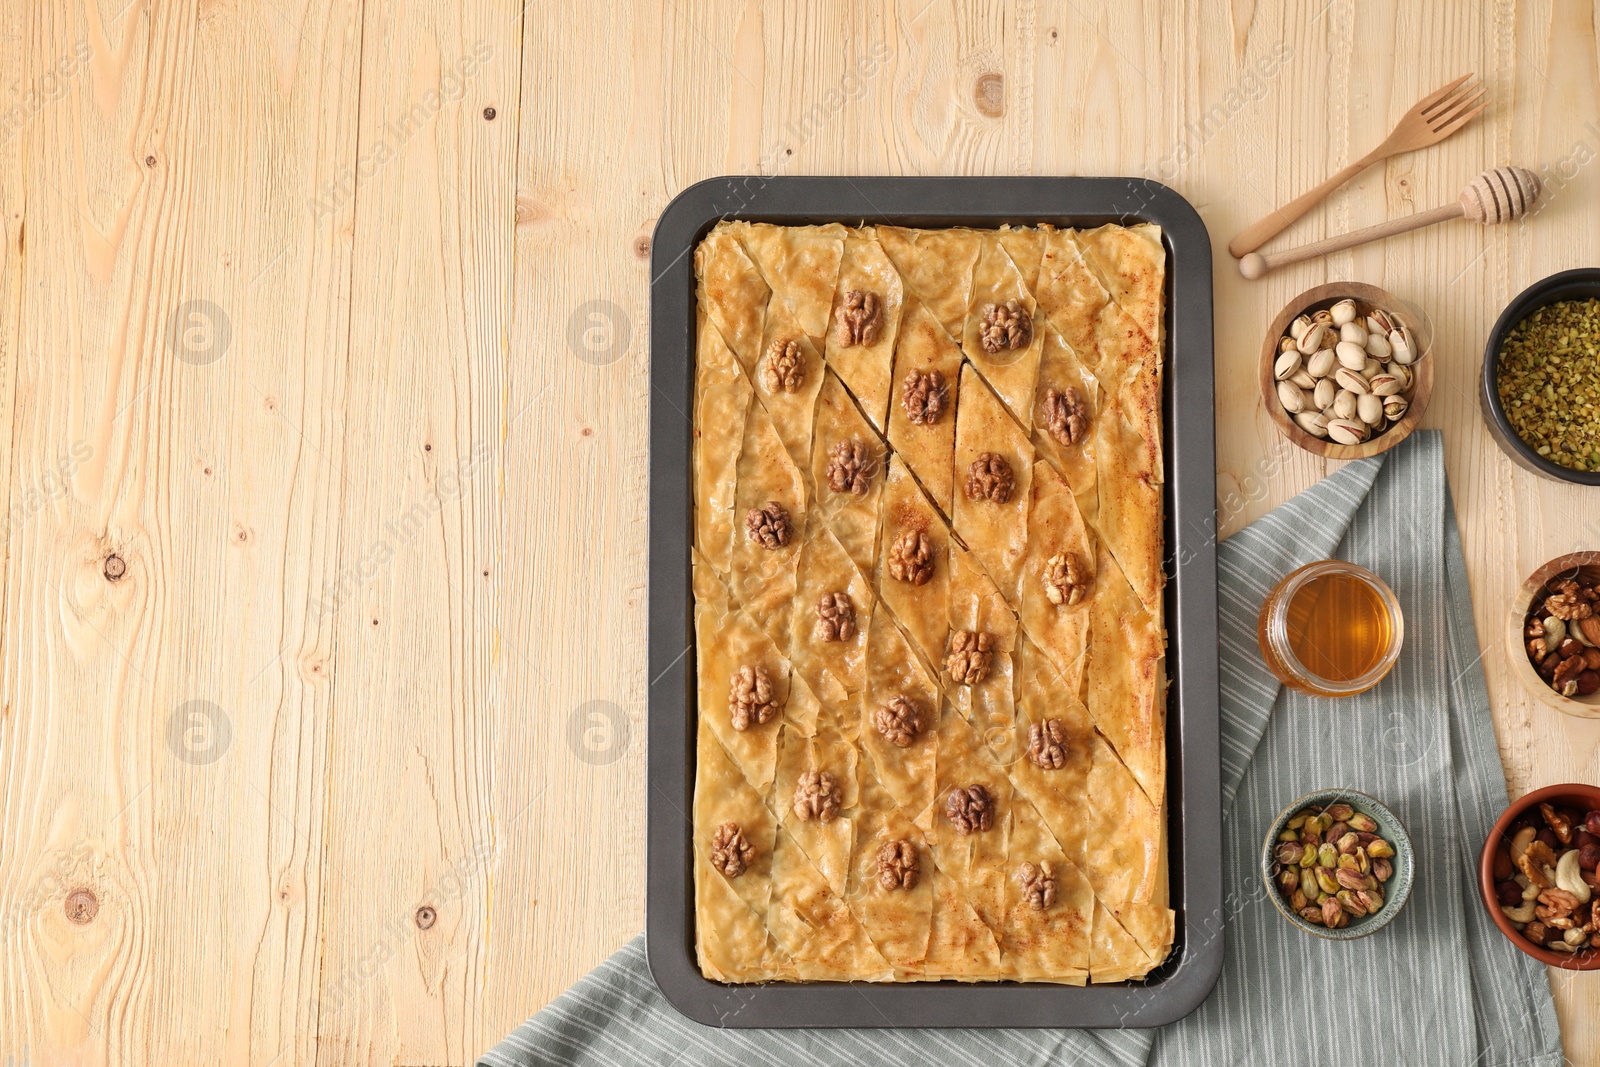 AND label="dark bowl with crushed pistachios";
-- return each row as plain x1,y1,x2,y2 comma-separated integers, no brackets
1481,268,1600,484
